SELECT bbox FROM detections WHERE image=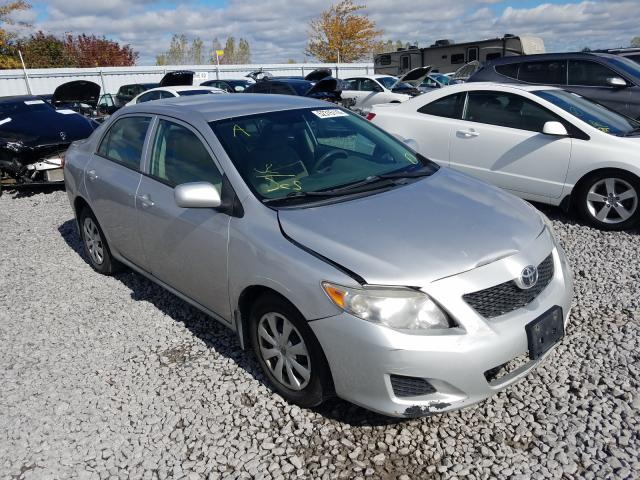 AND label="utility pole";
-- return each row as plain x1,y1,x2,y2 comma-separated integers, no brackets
18,50,32,95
